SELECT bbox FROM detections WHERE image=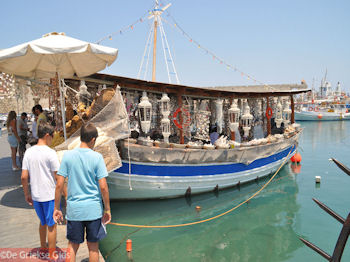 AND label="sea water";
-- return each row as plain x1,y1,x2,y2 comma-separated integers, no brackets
100,121,350,262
